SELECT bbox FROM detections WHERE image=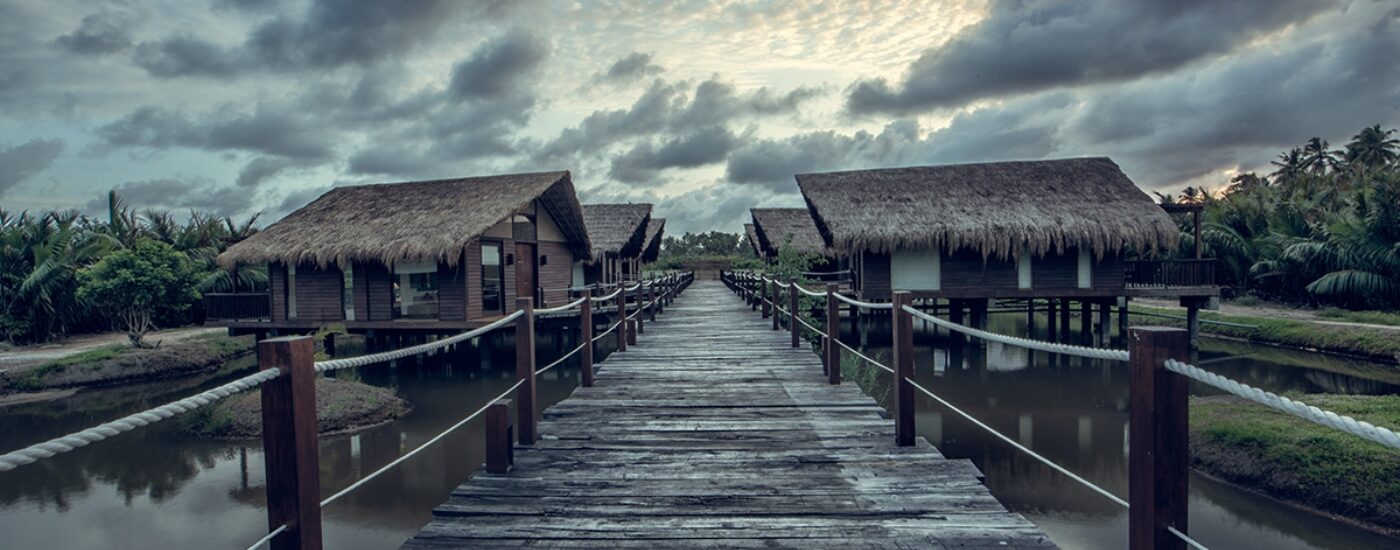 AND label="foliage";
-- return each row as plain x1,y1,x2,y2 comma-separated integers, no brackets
655,230,758,272
1,192,263,344
77,240,202,348
1163,124,1400,309
1128,305,1400,361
